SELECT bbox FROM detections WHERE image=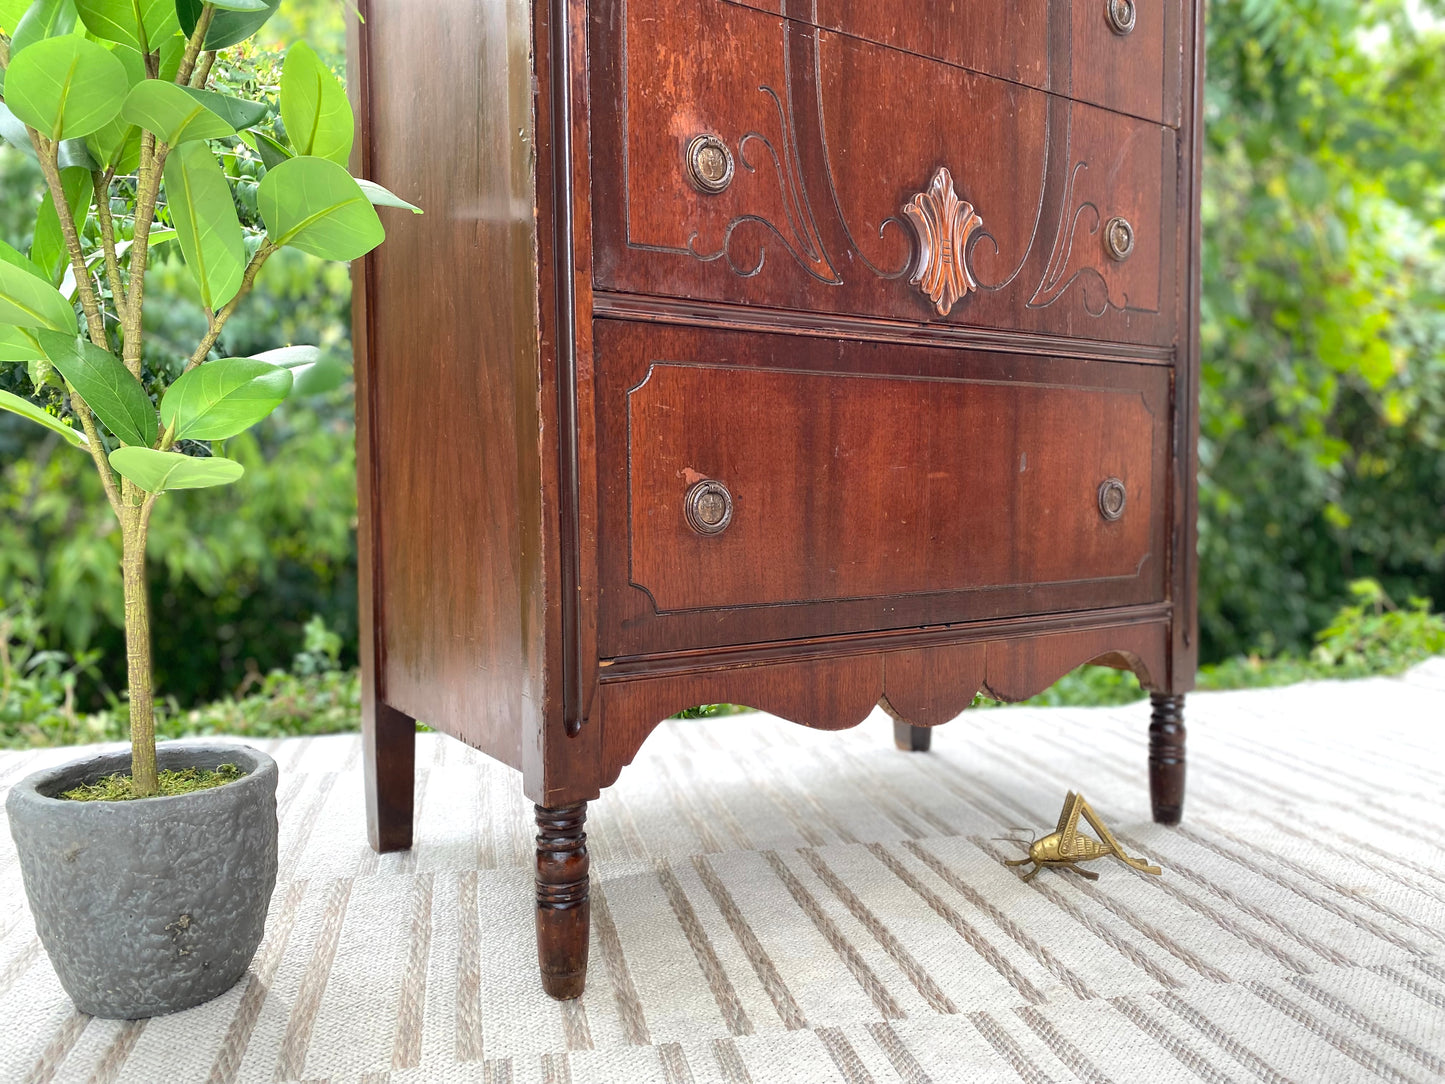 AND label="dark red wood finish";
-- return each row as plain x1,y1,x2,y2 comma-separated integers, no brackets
352,0,1205,999
599,322,1170,656
590,0,1178,345
535,803,590,999
725,0,1182,127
